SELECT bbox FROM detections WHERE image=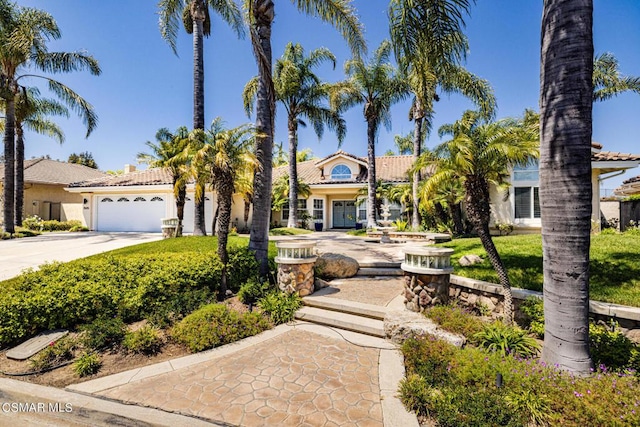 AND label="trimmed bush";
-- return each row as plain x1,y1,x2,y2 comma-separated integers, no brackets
423,304,484,338
171,304,271,353
73,352,102,377
237,277,272,304
80,316,127,351
0,252,223,346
